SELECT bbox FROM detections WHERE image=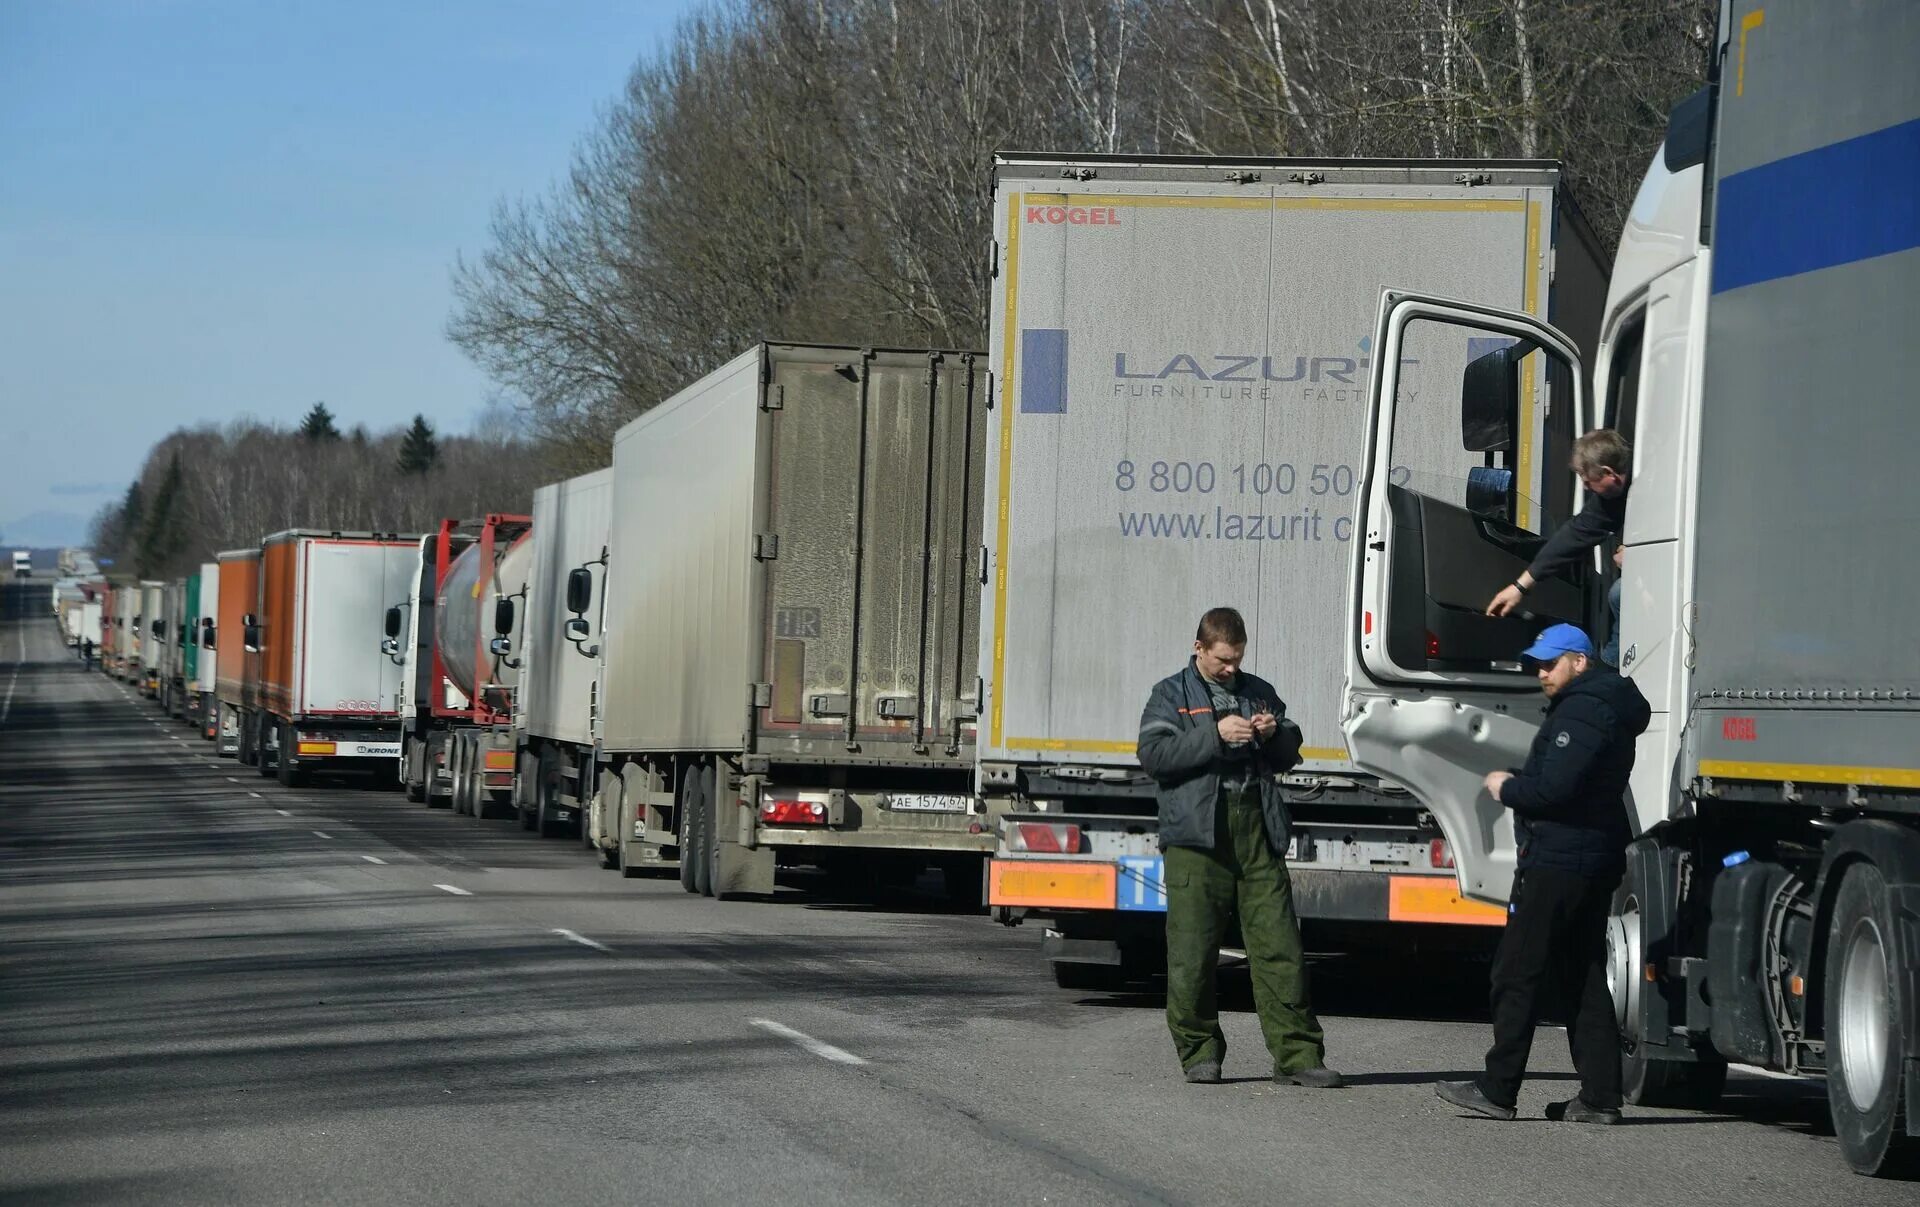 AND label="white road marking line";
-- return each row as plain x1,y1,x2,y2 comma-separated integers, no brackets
361,855,387,865
433,884,473,896
225,776,240,783
311,830,333,839
248,792,263,799
0,626,23,723
553,928,612,953
748,1019,869,1067
275,809,292,816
